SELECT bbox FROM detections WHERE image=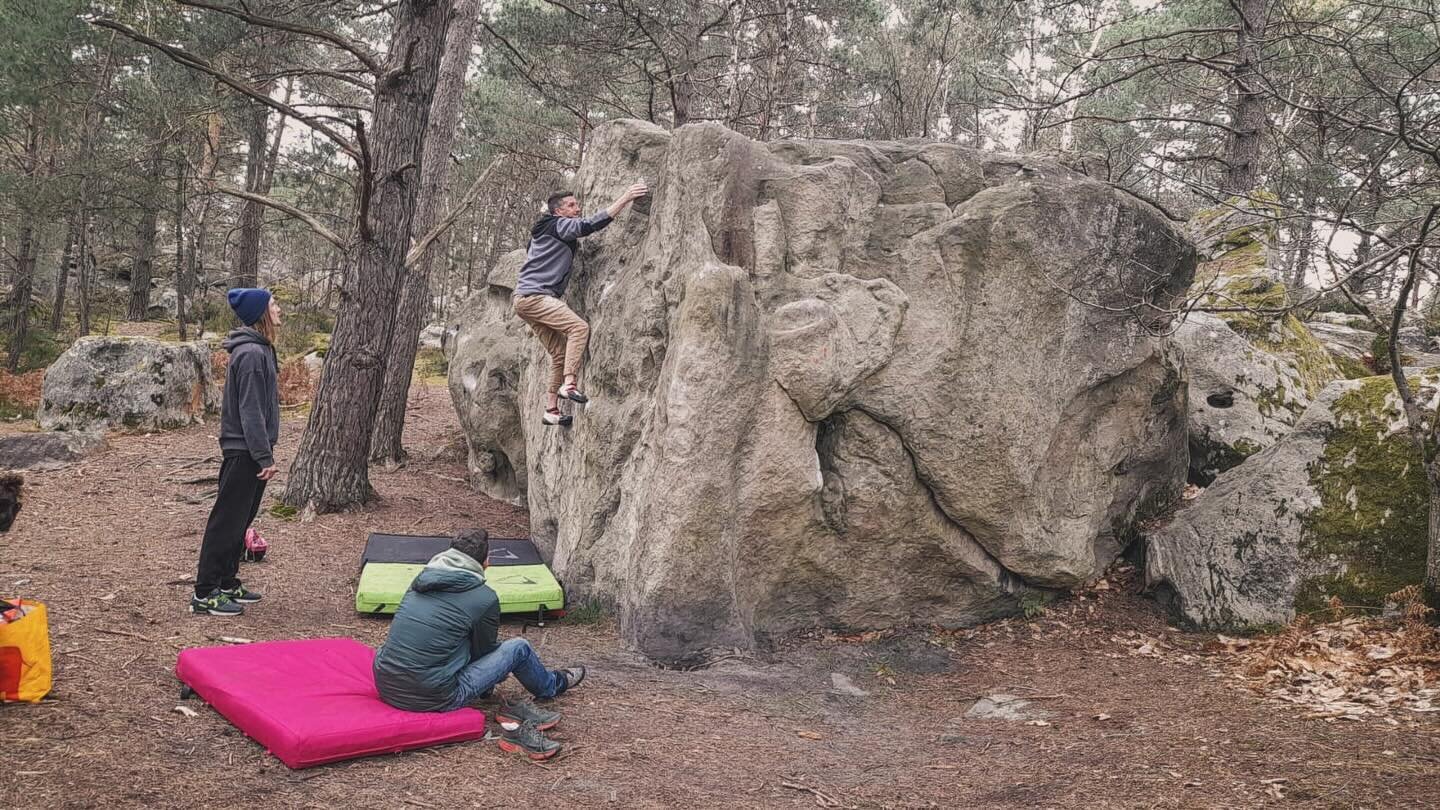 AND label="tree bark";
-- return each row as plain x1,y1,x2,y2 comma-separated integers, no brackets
282,0,454,512
371,0,484,466
51,215,78,333
6,222,37,372
231,103,271,287
174,157,190,340
127,152,164,320
7,113,41,371
77,212,92,336
1221,0,1269,195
